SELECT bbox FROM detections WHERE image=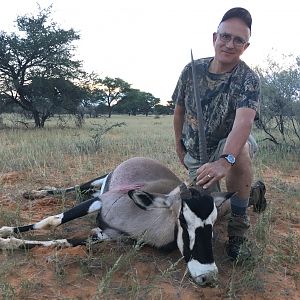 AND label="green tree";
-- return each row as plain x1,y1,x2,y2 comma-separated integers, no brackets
24,77,86,127
117,89,160,116
115,88,141,115
78,75,106,118
257,55,300,145
138,92,160,116
94,76,131,118
154,104,172,115
0,6,83,127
